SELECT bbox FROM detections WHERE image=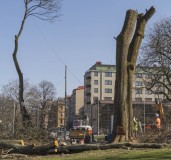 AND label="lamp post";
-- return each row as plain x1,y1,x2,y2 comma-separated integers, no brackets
0,119,2,135
12,101,16,135
64,65,67,130
93,97,100,135
143,98,145,133
37,105,40,127
97,98,99,136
